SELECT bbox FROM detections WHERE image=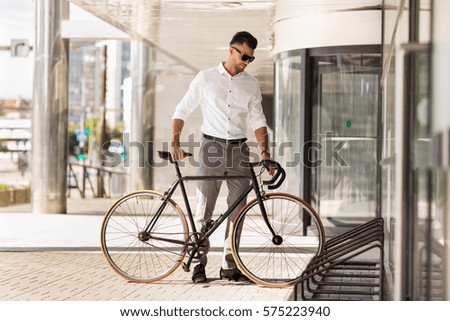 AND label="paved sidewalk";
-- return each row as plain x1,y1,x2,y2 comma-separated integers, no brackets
0,251,293,301
0,197,294,301
0,196,372,302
